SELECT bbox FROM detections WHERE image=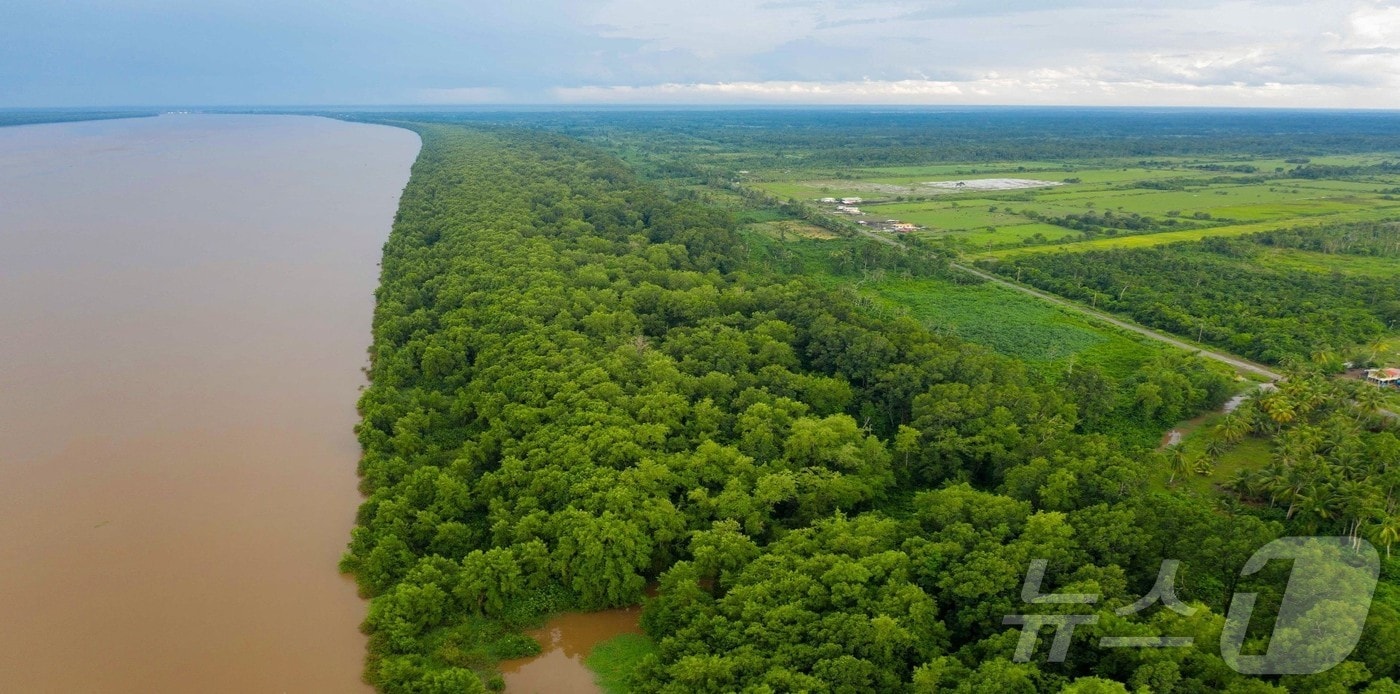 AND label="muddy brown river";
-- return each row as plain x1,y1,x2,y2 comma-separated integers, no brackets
0,114,419,692
500,608,644,694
